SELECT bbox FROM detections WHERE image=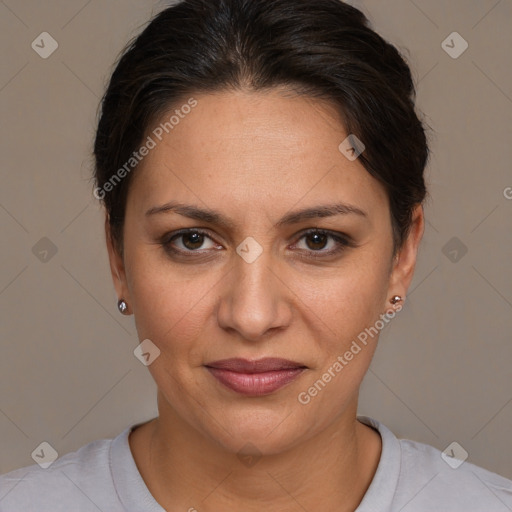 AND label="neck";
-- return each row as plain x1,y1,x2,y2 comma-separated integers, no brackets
130,393,381,512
